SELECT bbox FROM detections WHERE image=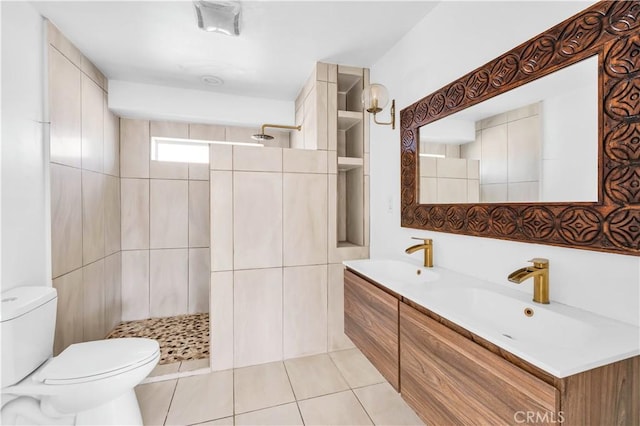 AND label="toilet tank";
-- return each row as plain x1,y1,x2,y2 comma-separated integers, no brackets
1,286,57,387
